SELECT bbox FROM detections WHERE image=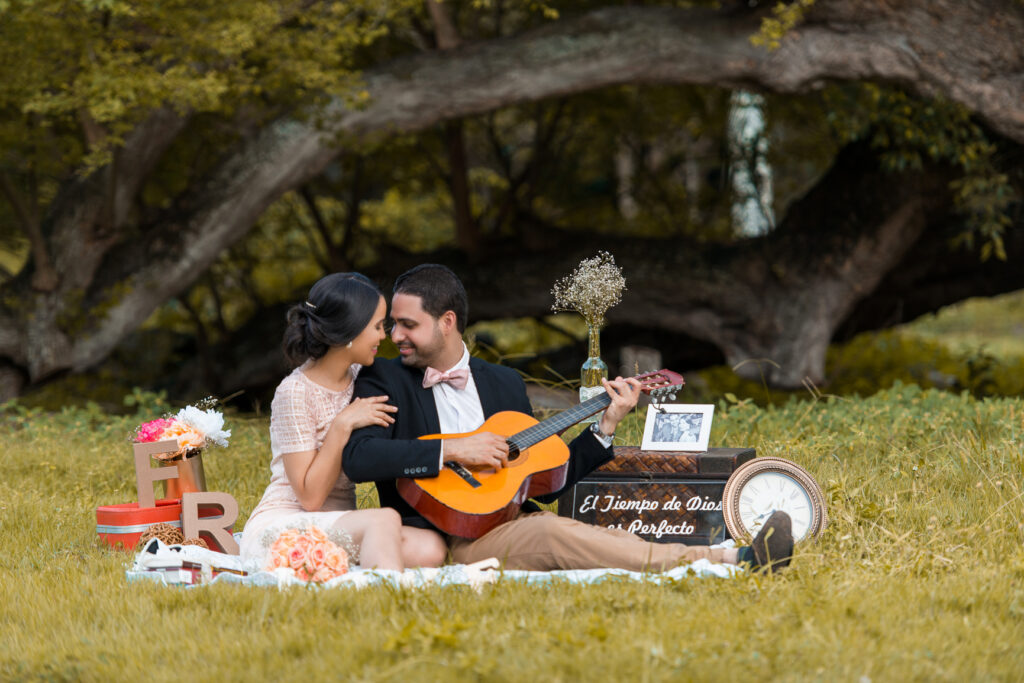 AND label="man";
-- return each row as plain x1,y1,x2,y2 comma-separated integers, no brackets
342,264,792,572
